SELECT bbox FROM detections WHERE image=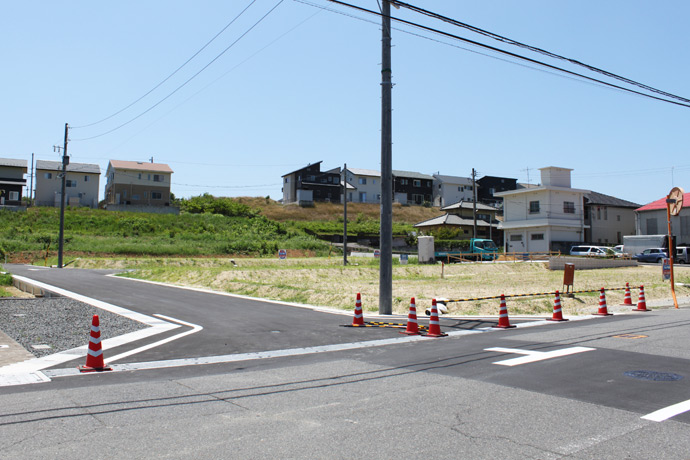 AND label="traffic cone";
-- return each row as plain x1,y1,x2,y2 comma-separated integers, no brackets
79,315,112,372
424,299,447,337
352,293,365,326
401,297,421,335
633,285,650,311
493,294,516,329
595,287,613,316
622,283,633,306
547,290,568,322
